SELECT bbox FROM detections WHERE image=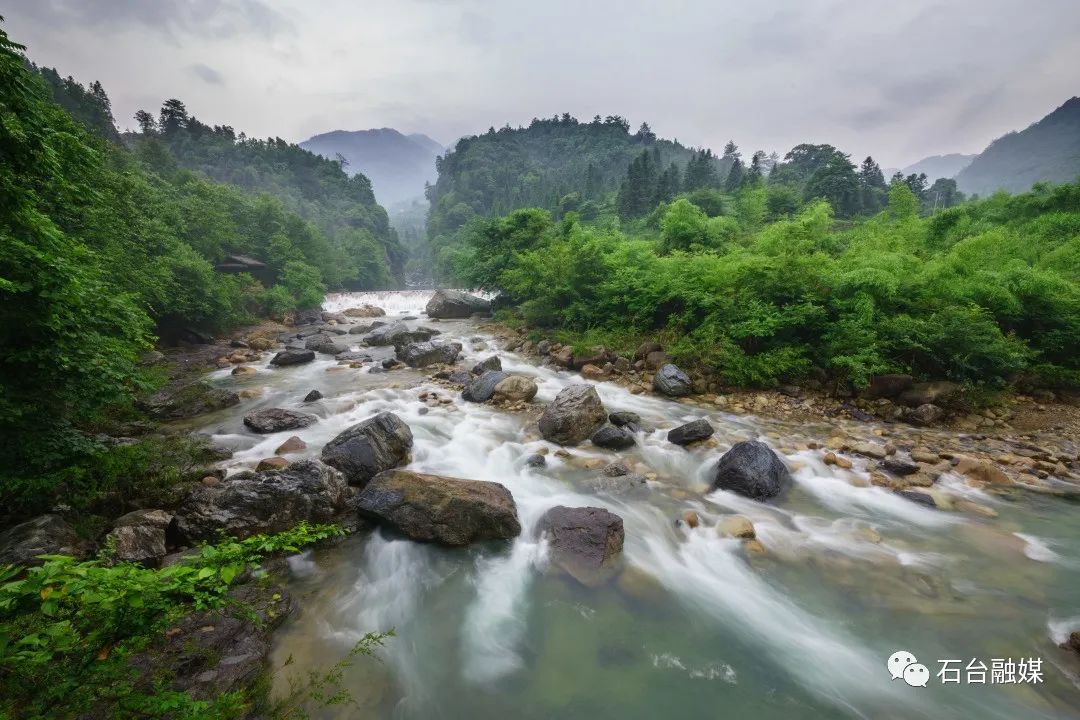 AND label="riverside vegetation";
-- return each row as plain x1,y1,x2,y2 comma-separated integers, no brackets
3,17,1080,720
